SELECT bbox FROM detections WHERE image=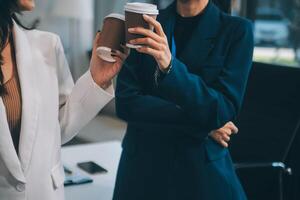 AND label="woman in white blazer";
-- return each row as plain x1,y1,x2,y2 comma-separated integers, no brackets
0,0,128,200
